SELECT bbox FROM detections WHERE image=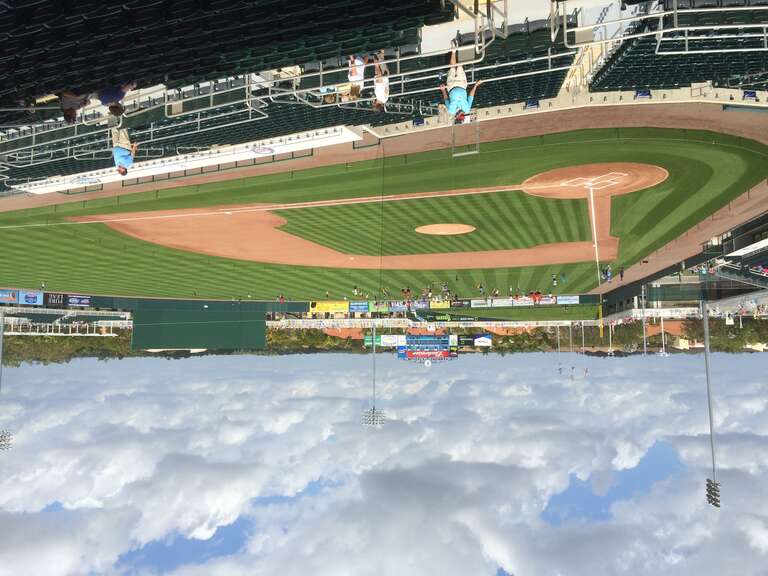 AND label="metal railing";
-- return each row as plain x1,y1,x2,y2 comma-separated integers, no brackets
556,0,768,54
0,1,515,166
